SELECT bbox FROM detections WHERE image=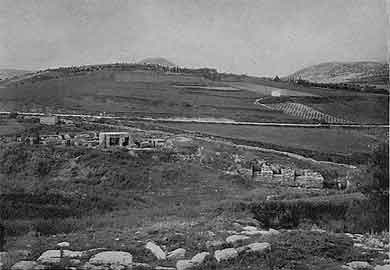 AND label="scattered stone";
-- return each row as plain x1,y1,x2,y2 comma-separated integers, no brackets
191,252,210,264
214,248,238,262
235,218,260,227
240,230,263,236
11,261,38,270
346,261,374,270
176,260,194,270
132,262,152,269
242,226,258,231
226,235,250,244
167,248,186,260
57,242,70,248
81,248,109,259
268,228,280,235
89,251,133,266
37,250,83,264
206,240,225,249
145,242,166,260
375,265,390,270
245,242,271,254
